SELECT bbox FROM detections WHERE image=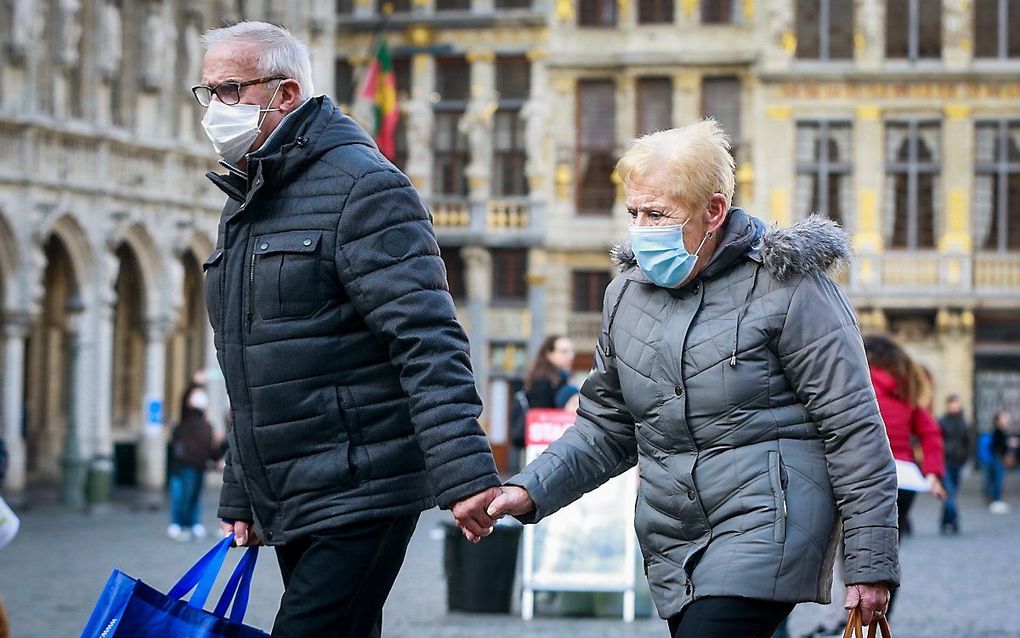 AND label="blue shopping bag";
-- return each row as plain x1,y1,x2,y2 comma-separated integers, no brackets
81,535,269,637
